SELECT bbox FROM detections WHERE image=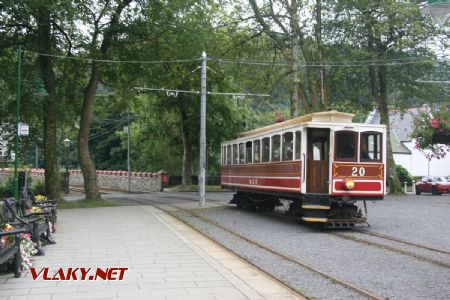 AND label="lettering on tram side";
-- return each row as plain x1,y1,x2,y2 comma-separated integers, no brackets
248,178,258,185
